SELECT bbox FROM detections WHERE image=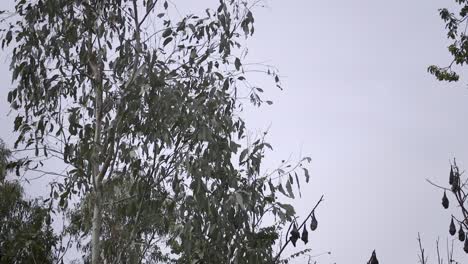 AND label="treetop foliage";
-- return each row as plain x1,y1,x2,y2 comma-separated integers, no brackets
428,0,468,82
1,0,313,263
